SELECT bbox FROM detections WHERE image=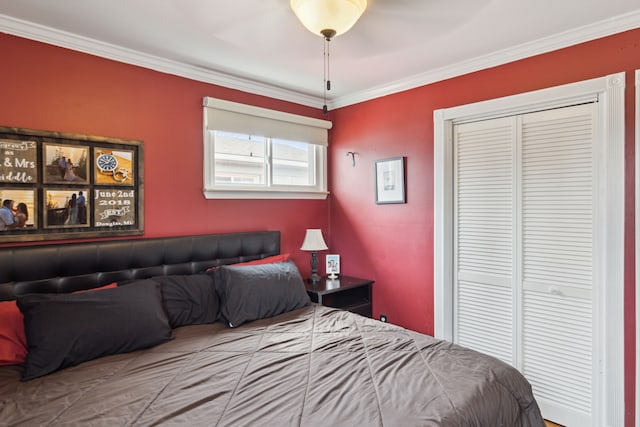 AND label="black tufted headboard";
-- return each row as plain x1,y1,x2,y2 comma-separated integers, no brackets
0,231,280,301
